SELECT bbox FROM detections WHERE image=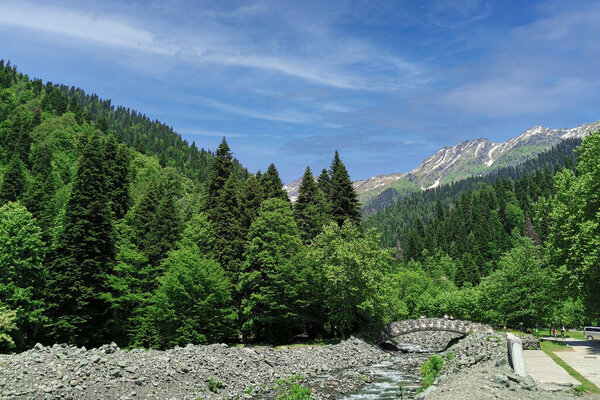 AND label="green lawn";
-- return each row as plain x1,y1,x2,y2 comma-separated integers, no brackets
532,329,586,340
540,341,600,394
